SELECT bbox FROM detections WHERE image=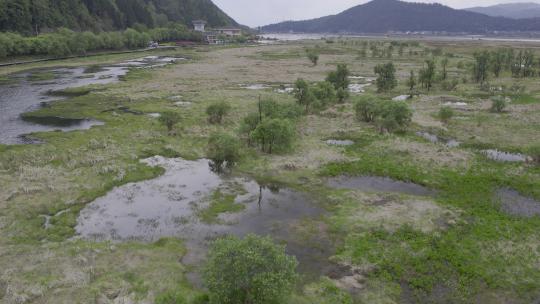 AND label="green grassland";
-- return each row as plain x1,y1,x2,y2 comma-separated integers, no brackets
0,38,539,303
